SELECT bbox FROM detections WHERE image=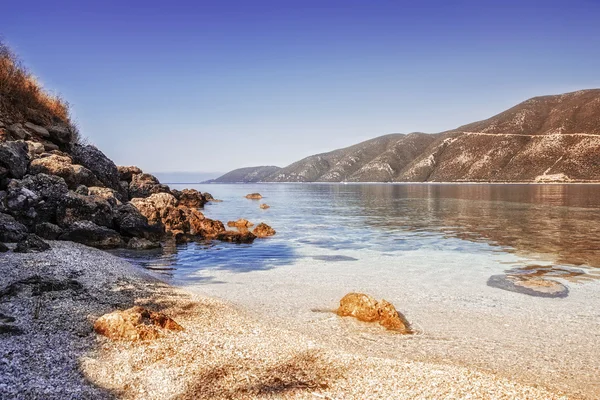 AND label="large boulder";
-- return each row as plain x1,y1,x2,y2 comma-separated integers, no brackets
94,306,183,341
5,173,69,227
252,222,276,237
56,192,114,229
130,193,178,225
0,141,30,180
29,154,101,189
190,217,225,238
71,144,120,190
171,188,206,208
117,165,142,182
59,221,123,249
113,203,163,240
35,222,64,240
337,293,411,333
14,234,51,253
129,173,170,199
0,212,28,242
47,124,74,144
